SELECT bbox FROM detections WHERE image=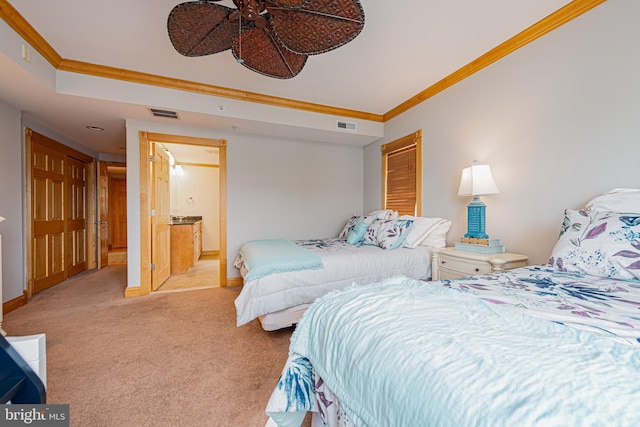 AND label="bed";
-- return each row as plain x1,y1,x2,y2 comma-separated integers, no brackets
234,211,452,330
266,189,640,426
